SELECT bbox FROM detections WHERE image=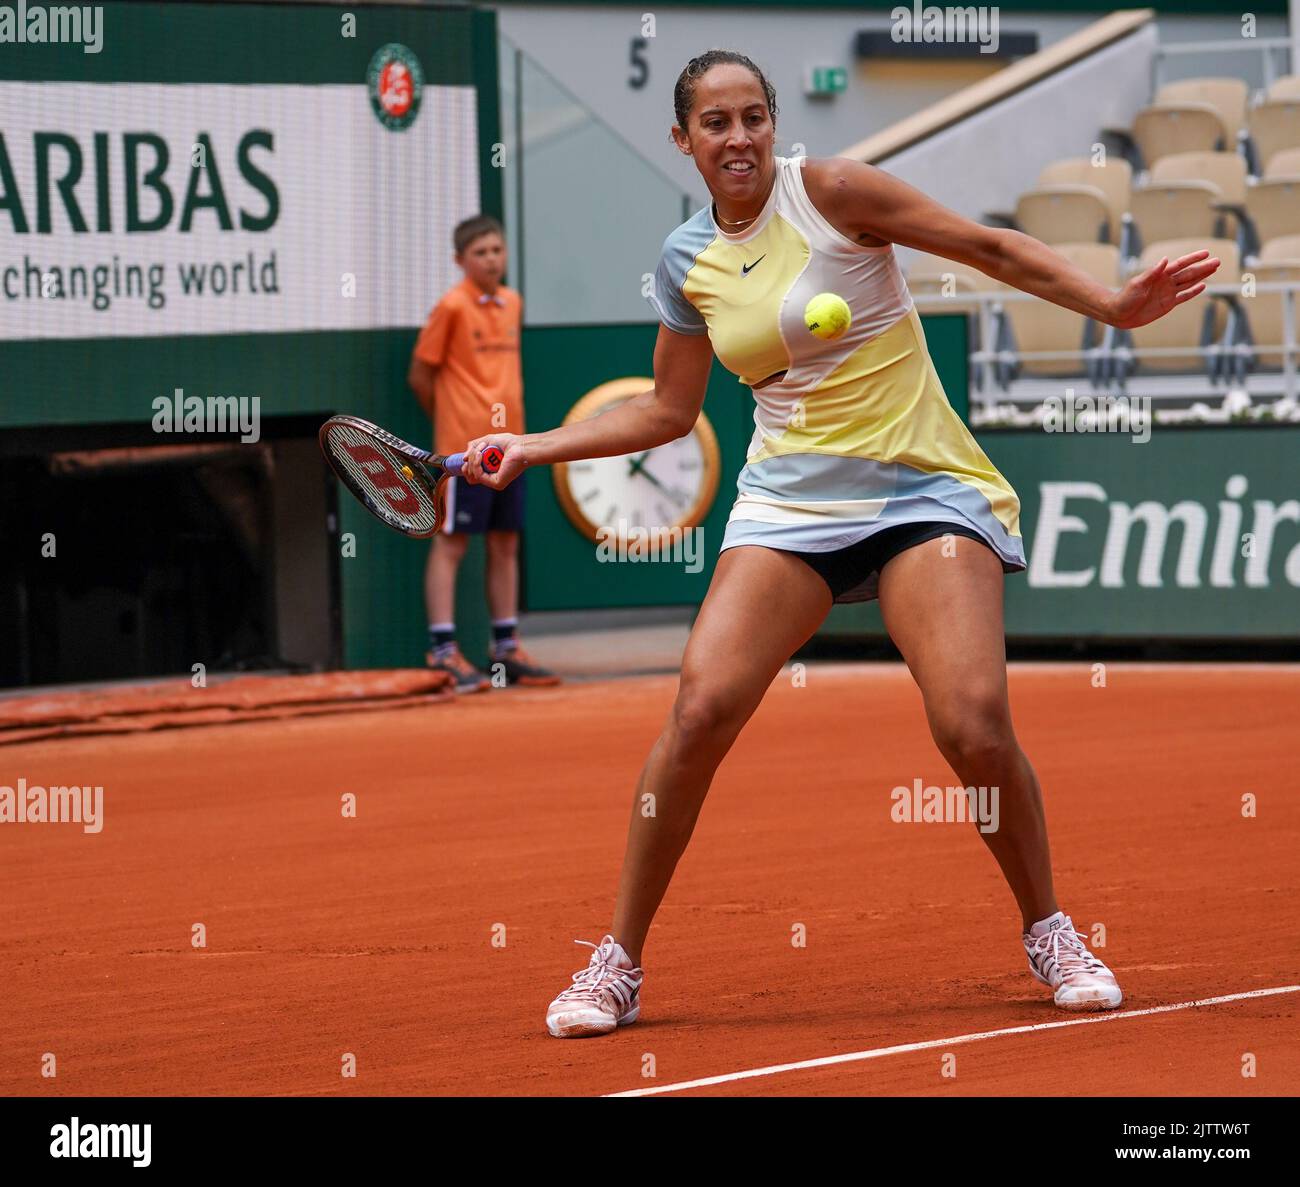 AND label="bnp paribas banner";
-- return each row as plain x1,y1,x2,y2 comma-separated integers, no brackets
0,1,493,426
823,426,1300,640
